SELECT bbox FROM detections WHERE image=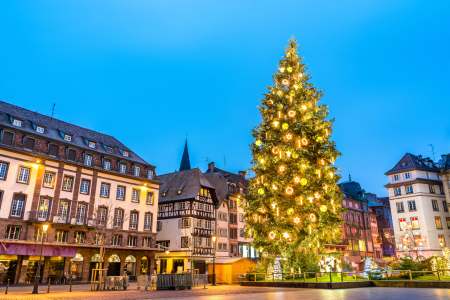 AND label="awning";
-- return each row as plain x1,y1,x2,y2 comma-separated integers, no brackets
0,242,77,257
